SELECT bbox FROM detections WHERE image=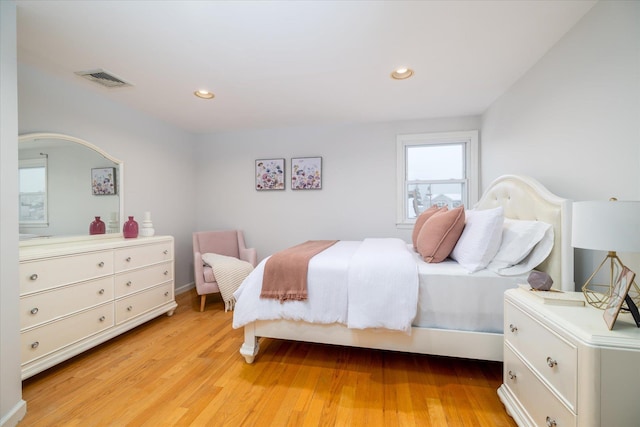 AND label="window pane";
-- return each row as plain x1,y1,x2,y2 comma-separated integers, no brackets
406,182,464,219
407,144,463,180
19,166,46,223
